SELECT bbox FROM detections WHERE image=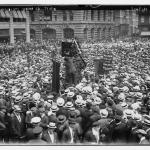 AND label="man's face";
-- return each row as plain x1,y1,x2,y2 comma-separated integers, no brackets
48,128,55,132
